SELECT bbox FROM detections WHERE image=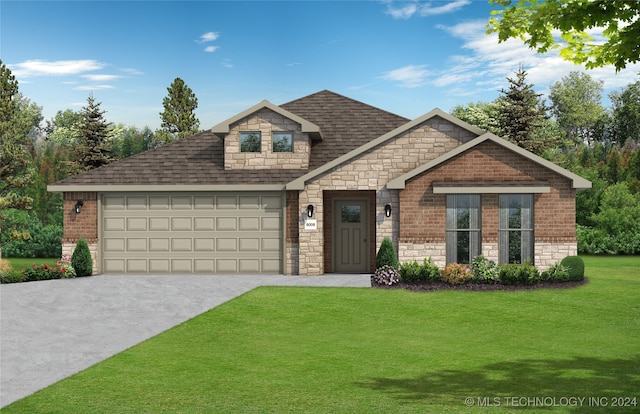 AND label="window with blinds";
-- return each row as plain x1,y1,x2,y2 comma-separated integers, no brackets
499,194,534,264
446,194,481,264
